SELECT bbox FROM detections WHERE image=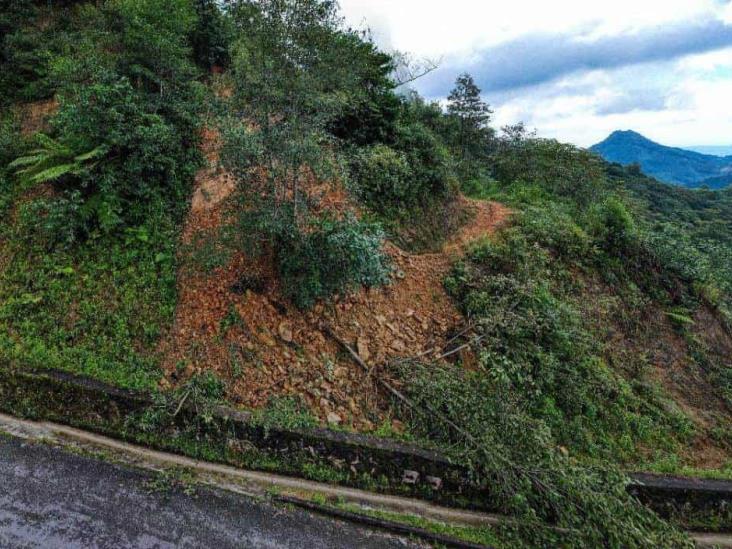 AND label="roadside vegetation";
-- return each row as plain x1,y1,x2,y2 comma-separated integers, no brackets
2,1,732,547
